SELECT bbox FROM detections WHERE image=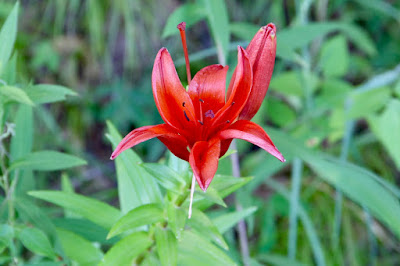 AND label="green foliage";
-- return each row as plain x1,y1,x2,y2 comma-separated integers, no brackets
1,0,400,265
